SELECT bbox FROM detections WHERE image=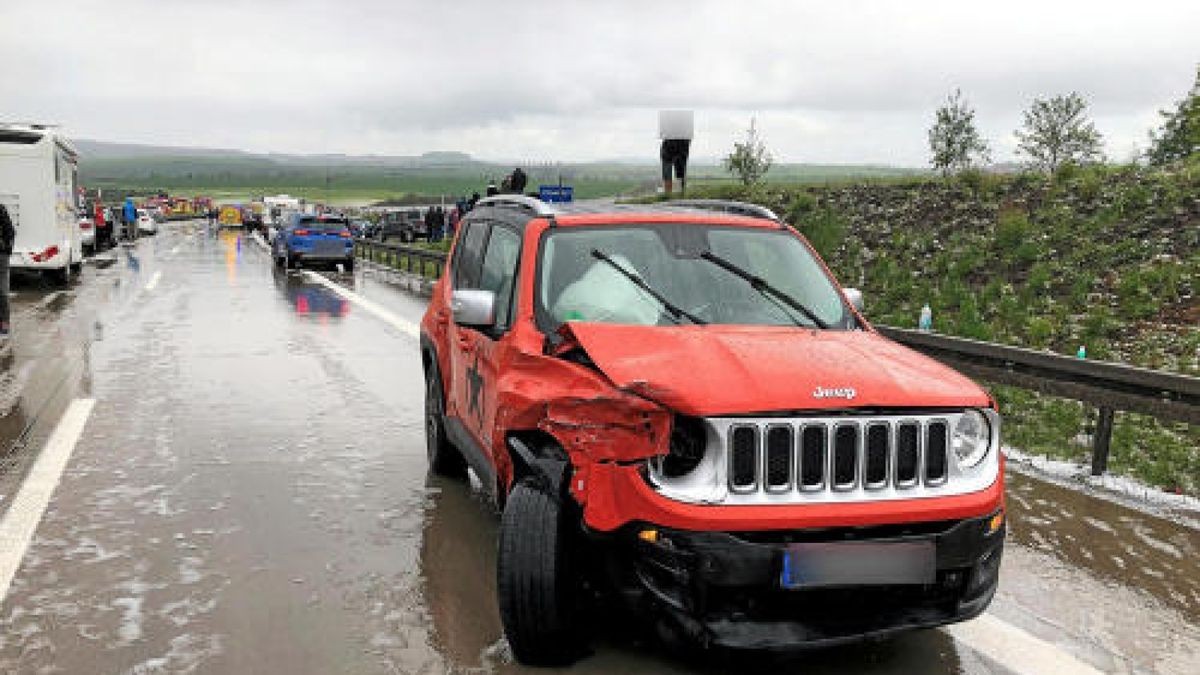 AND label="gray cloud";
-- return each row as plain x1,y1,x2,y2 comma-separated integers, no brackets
2,0,1197,164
